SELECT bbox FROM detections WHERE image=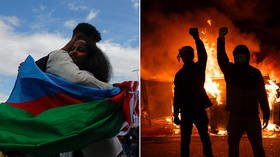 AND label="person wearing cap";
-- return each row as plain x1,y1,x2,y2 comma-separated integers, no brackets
217,27,270,157
173,28,213,157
